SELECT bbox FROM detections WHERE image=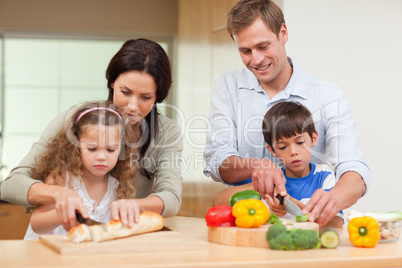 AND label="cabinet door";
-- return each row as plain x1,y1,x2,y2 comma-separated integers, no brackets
0,203,31,239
